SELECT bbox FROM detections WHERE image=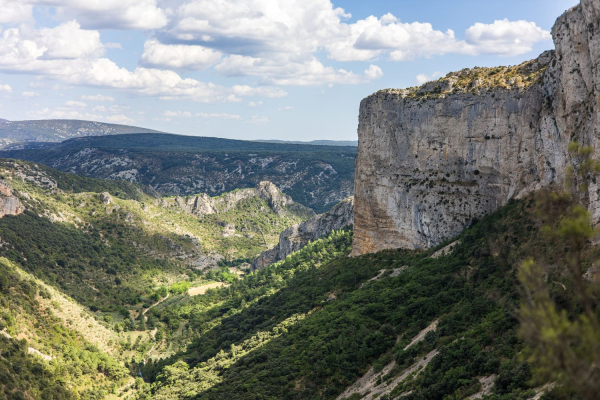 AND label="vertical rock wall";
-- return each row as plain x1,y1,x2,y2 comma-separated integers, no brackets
352,0,600,256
